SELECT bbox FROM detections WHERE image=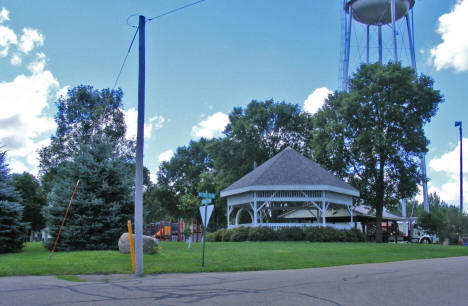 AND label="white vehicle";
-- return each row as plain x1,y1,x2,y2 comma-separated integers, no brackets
397,218,438,244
